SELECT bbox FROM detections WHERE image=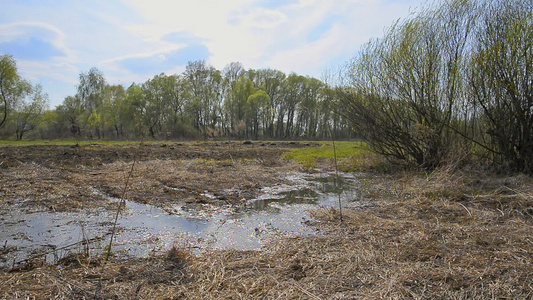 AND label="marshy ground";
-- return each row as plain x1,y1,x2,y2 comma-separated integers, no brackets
0,141,532,299
0,141,316,212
